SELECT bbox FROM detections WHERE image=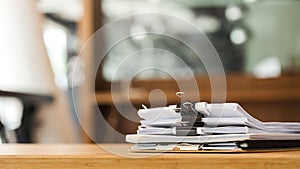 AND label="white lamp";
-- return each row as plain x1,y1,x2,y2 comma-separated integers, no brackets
0,0,56,143
0,0,55,95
